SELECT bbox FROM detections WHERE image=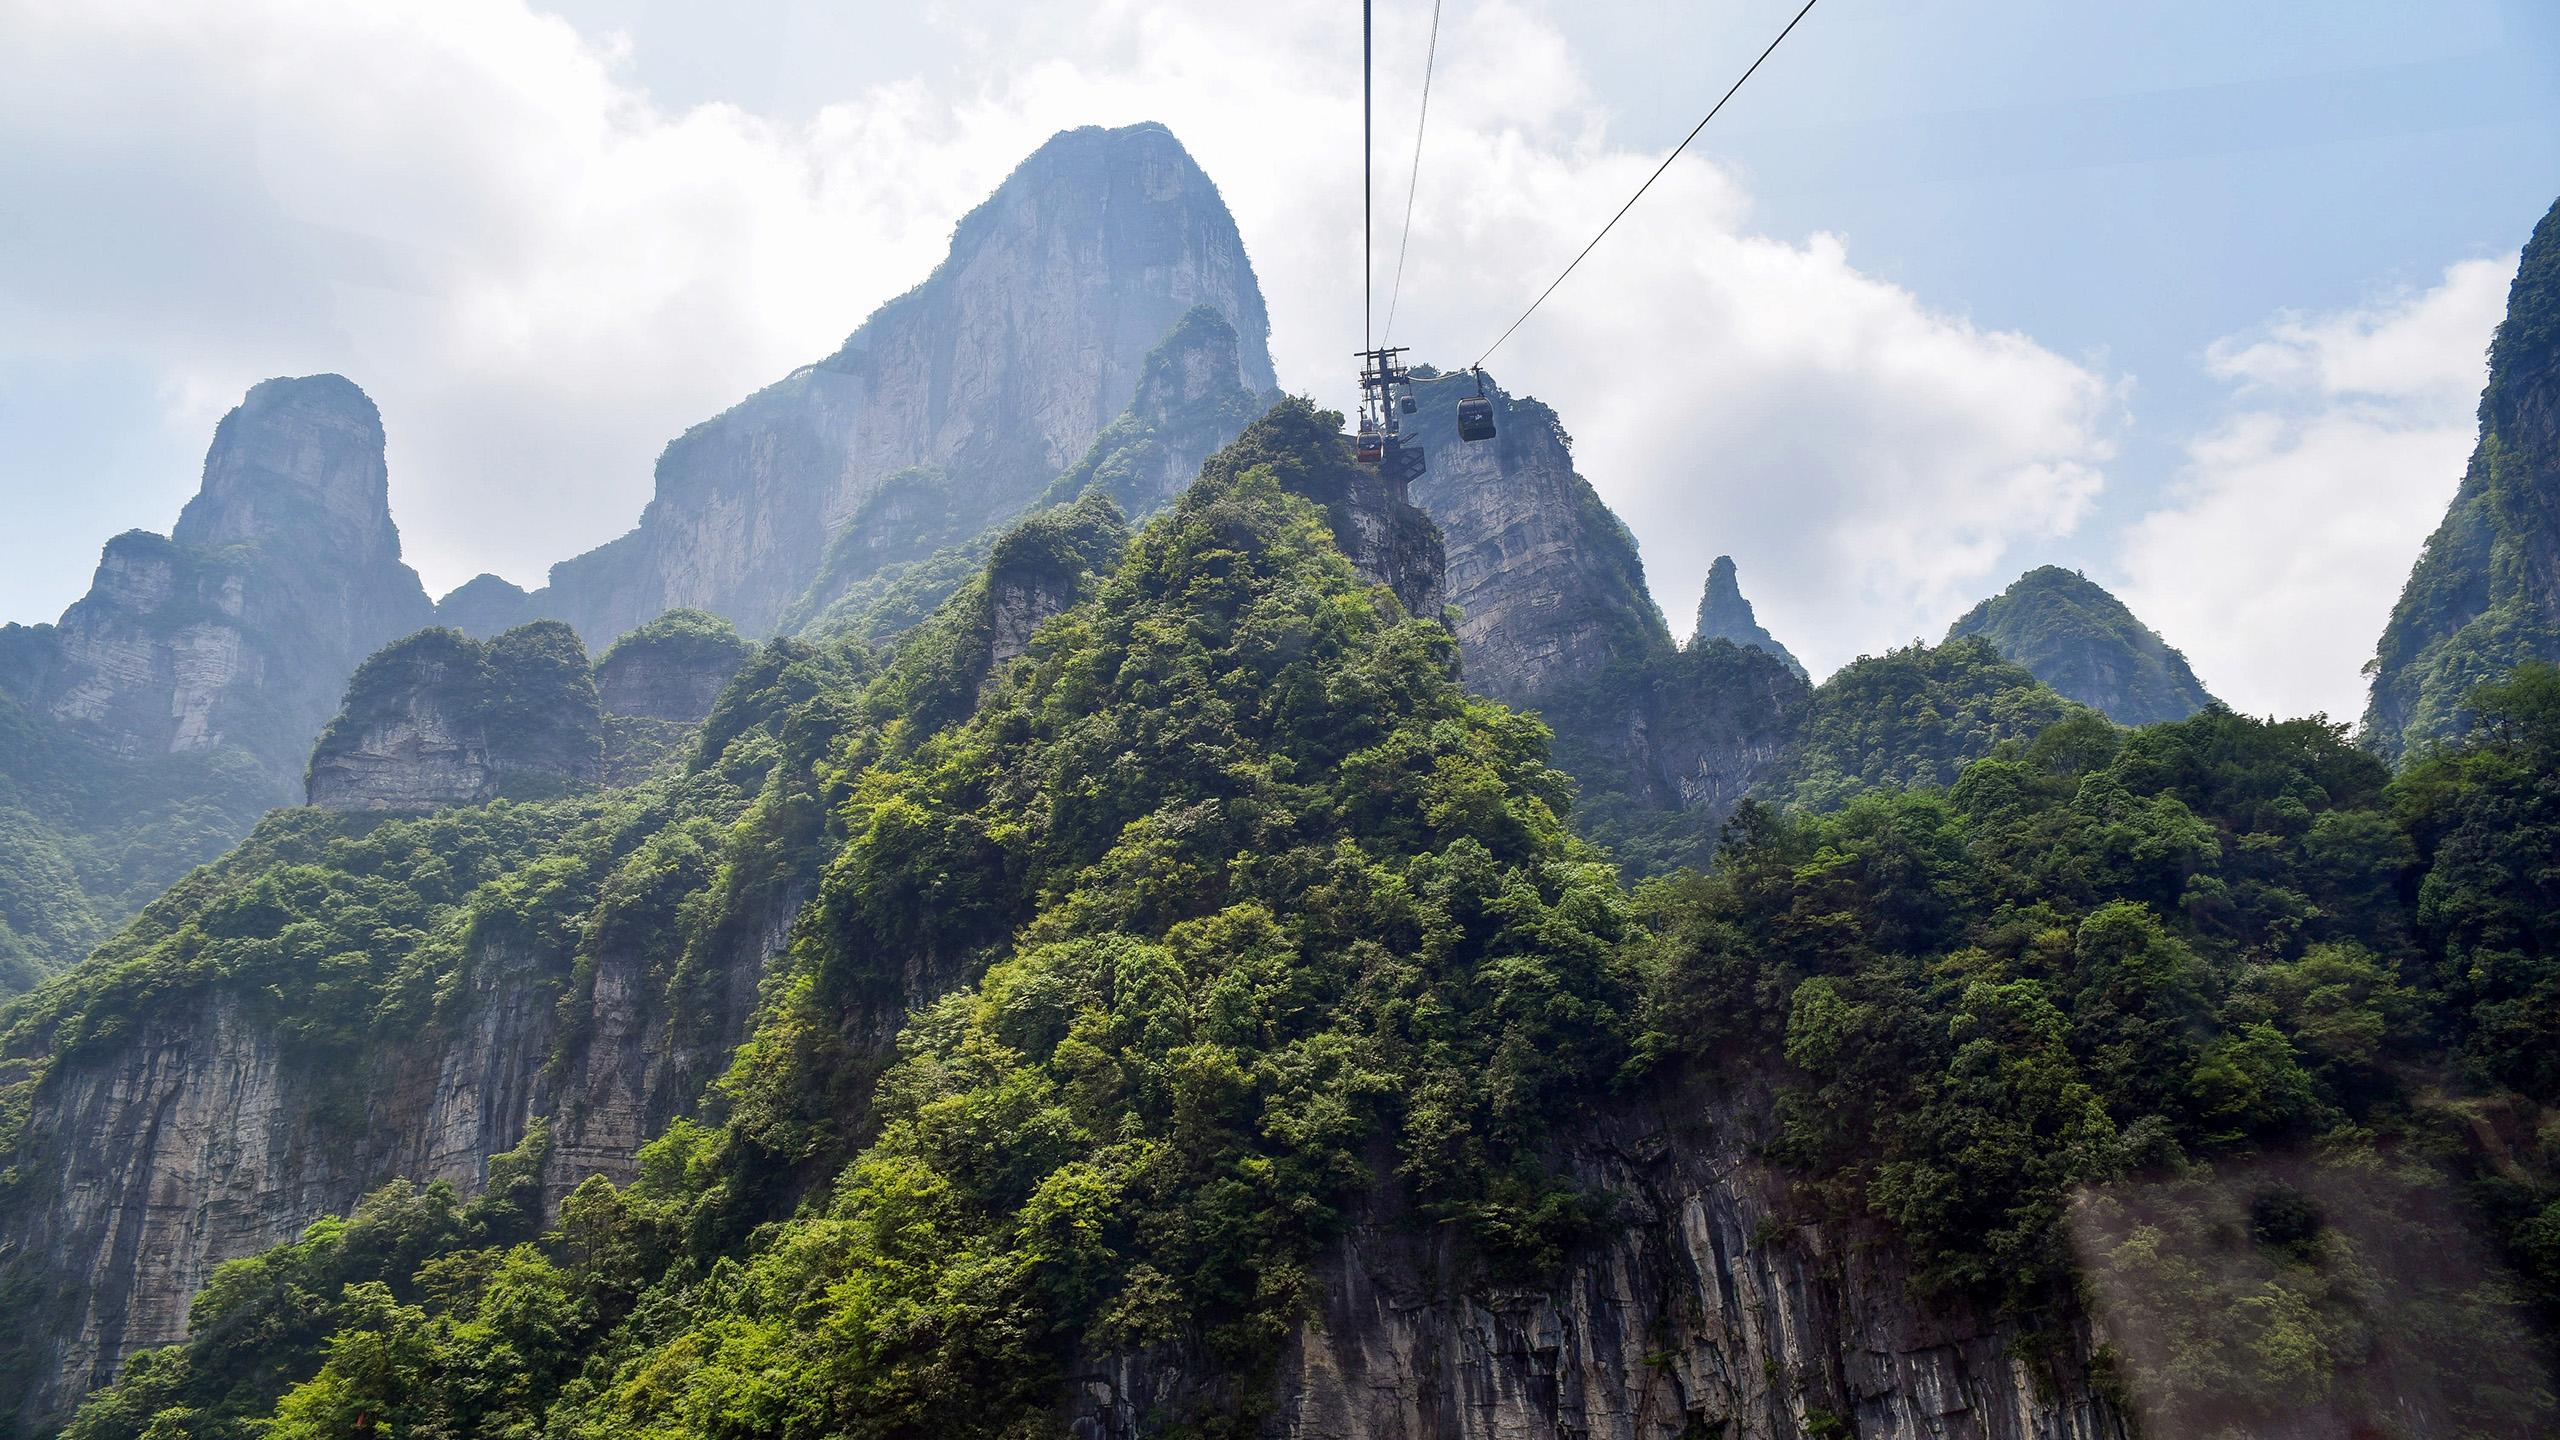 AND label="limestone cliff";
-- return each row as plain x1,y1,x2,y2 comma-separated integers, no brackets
1947,567,2213,728
2365,196,2560,758
2,375,432,771
305,623,603,812
1404,370,1669,704
0,376,434,987
592,610,753,725
785,305,1265,643
1399,371,1803,863
1076,1084,2126,1440
521,122,1276,647
1694,555,1809,682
